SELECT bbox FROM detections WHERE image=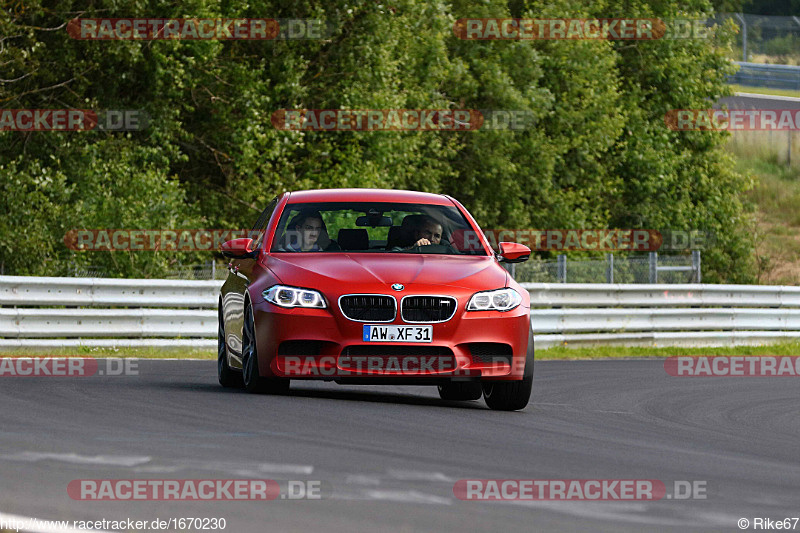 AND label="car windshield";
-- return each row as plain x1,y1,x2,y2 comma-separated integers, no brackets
270,202,488,255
